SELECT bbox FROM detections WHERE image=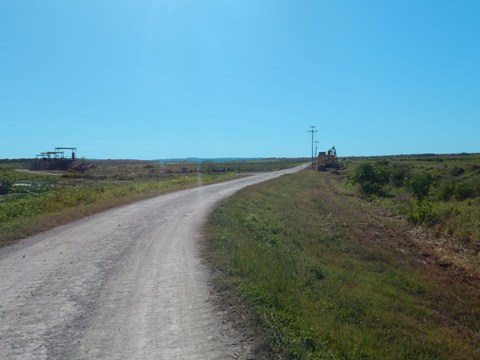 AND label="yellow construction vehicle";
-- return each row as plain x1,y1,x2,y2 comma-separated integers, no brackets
317,146,339,171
